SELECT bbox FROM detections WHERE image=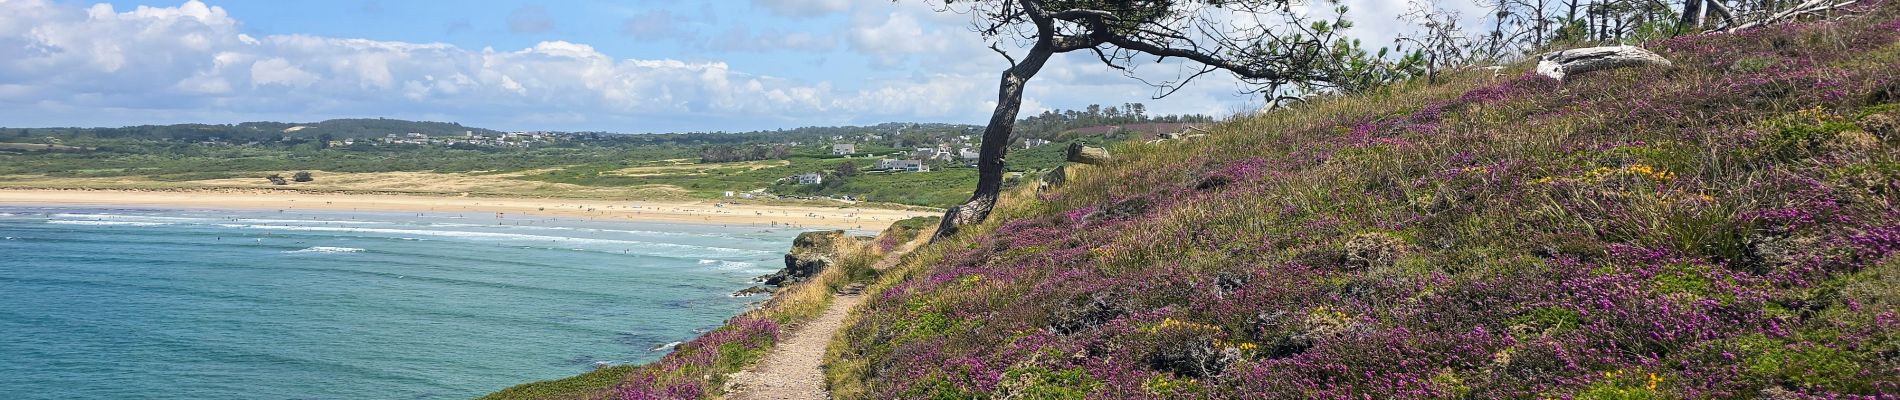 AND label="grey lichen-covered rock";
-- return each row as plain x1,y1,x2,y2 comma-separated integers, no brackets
1535,46,1674,81
1037,165,1069,194
1066,142,1112,165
